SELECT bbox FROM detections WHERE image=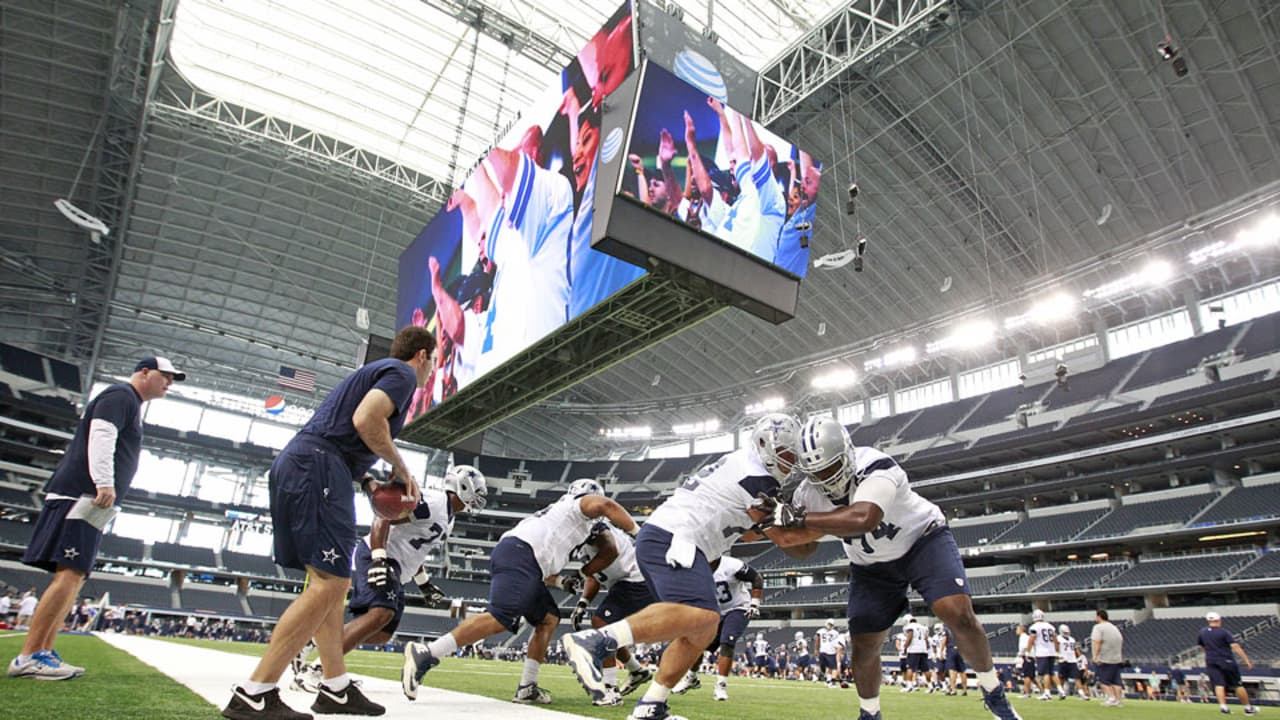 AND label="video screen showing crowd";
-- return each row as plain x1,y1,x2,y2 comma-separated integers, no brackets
397,3,645,420
622,63,819,279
